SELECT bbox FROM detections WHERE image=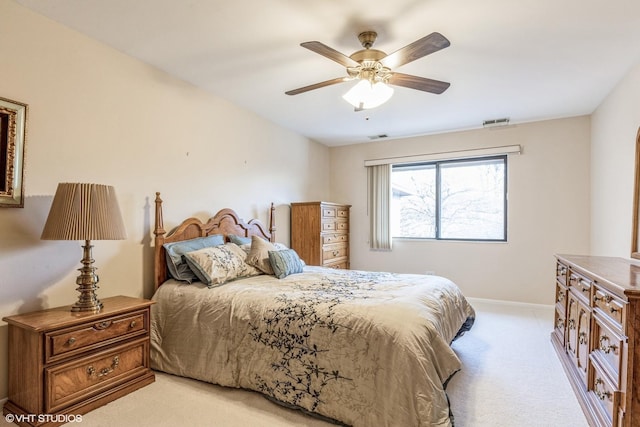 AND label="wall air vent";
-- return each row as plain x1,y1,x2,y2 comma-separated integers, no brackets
368,134,388,140
483,118,510,128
